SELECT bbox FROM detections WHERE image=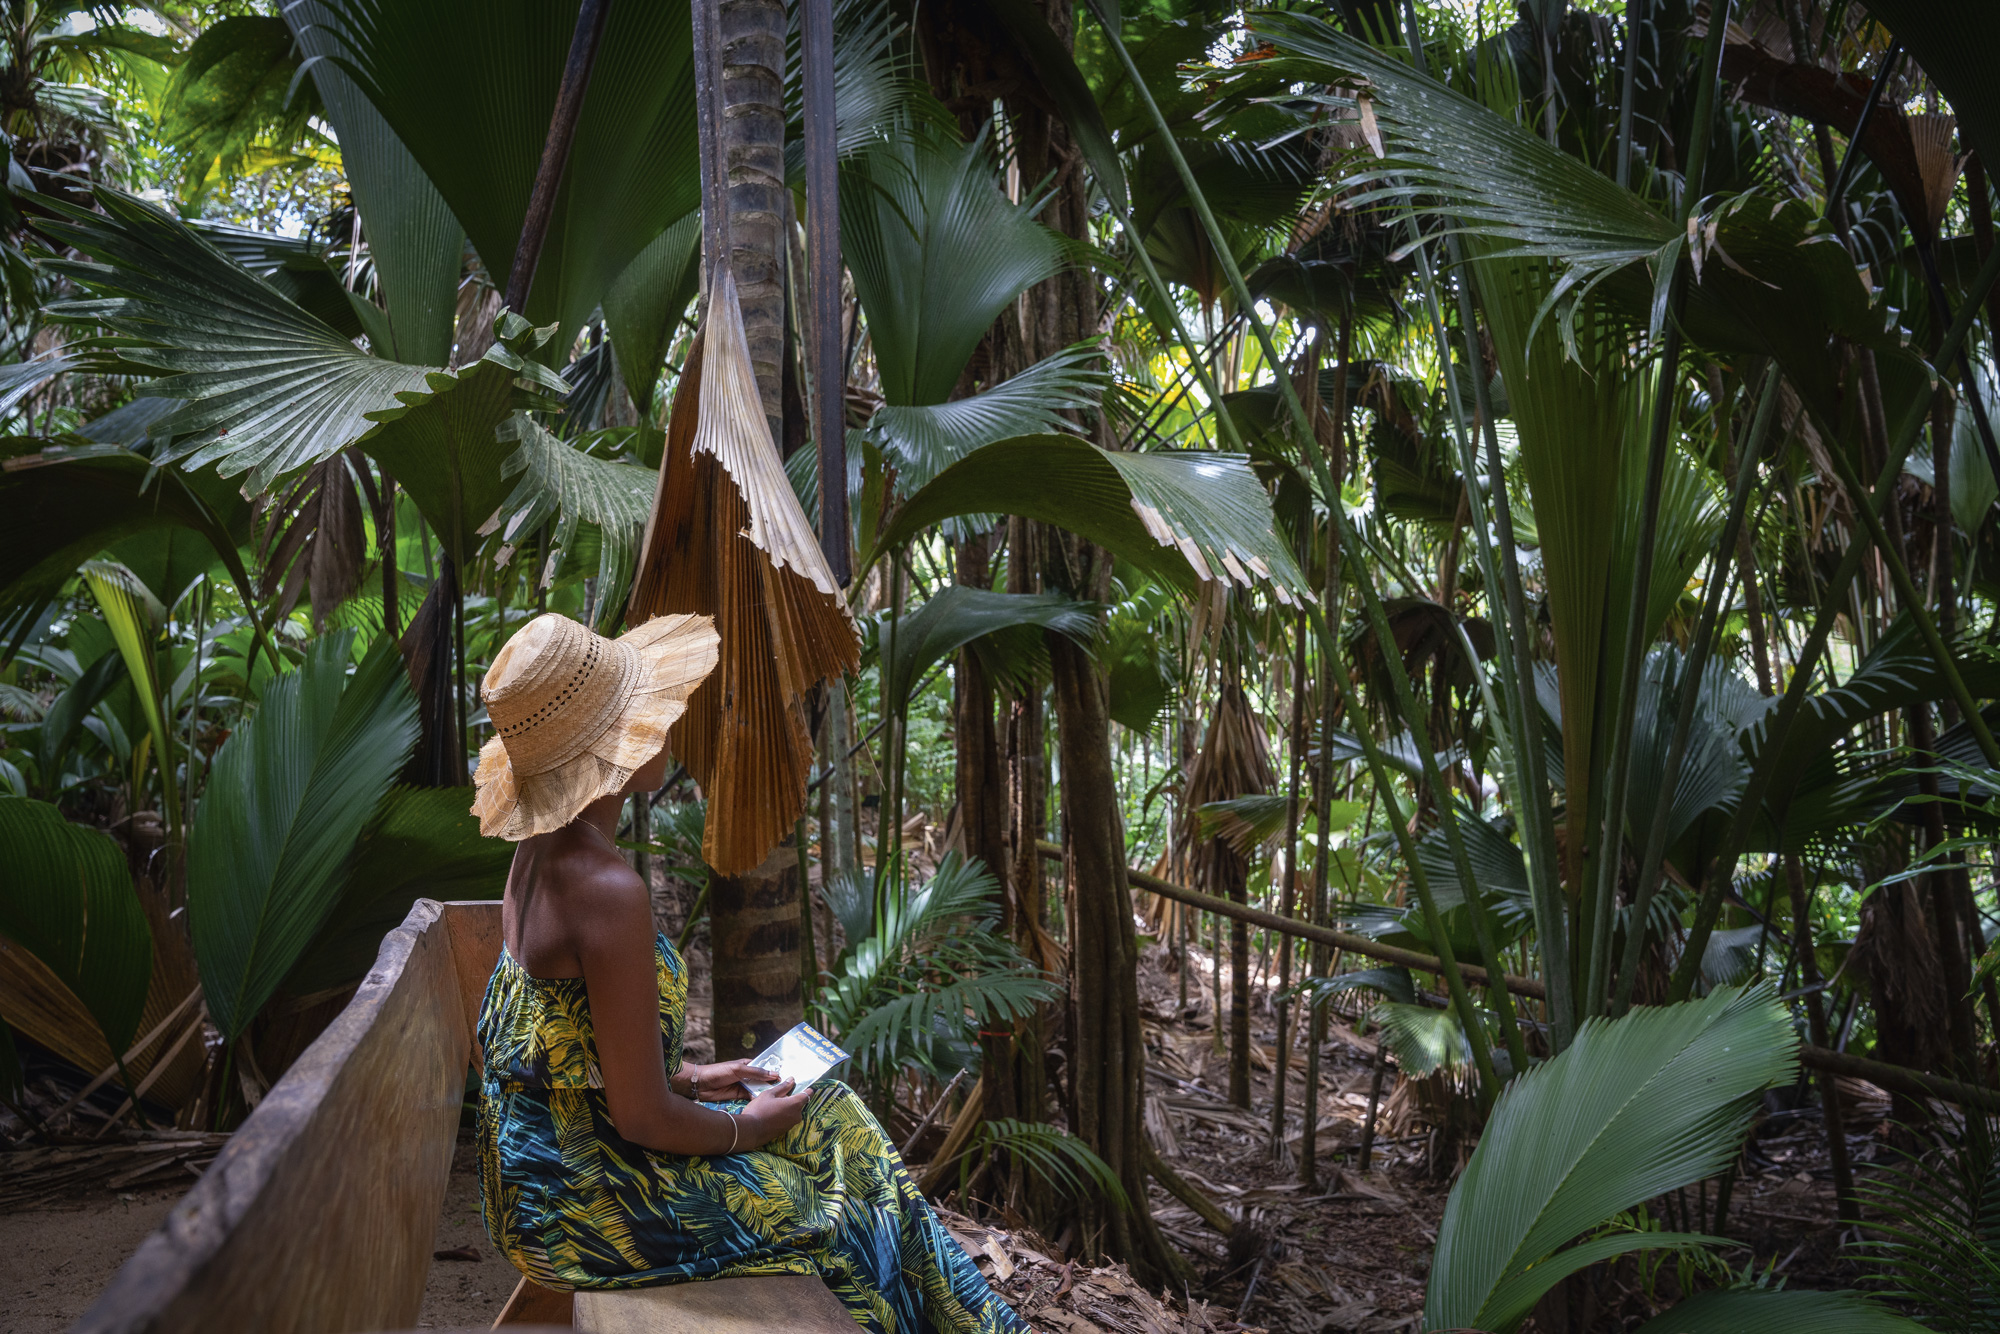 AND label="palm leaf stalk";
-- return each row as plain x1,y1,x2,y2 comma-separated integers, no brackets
1088,0,1529,1082
1370,50,1571,1045
1583,0,1733,1020
1610,362,1781,1016
1670,237,2000,996
1454,271,1570,1049
1819,419,2000,768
